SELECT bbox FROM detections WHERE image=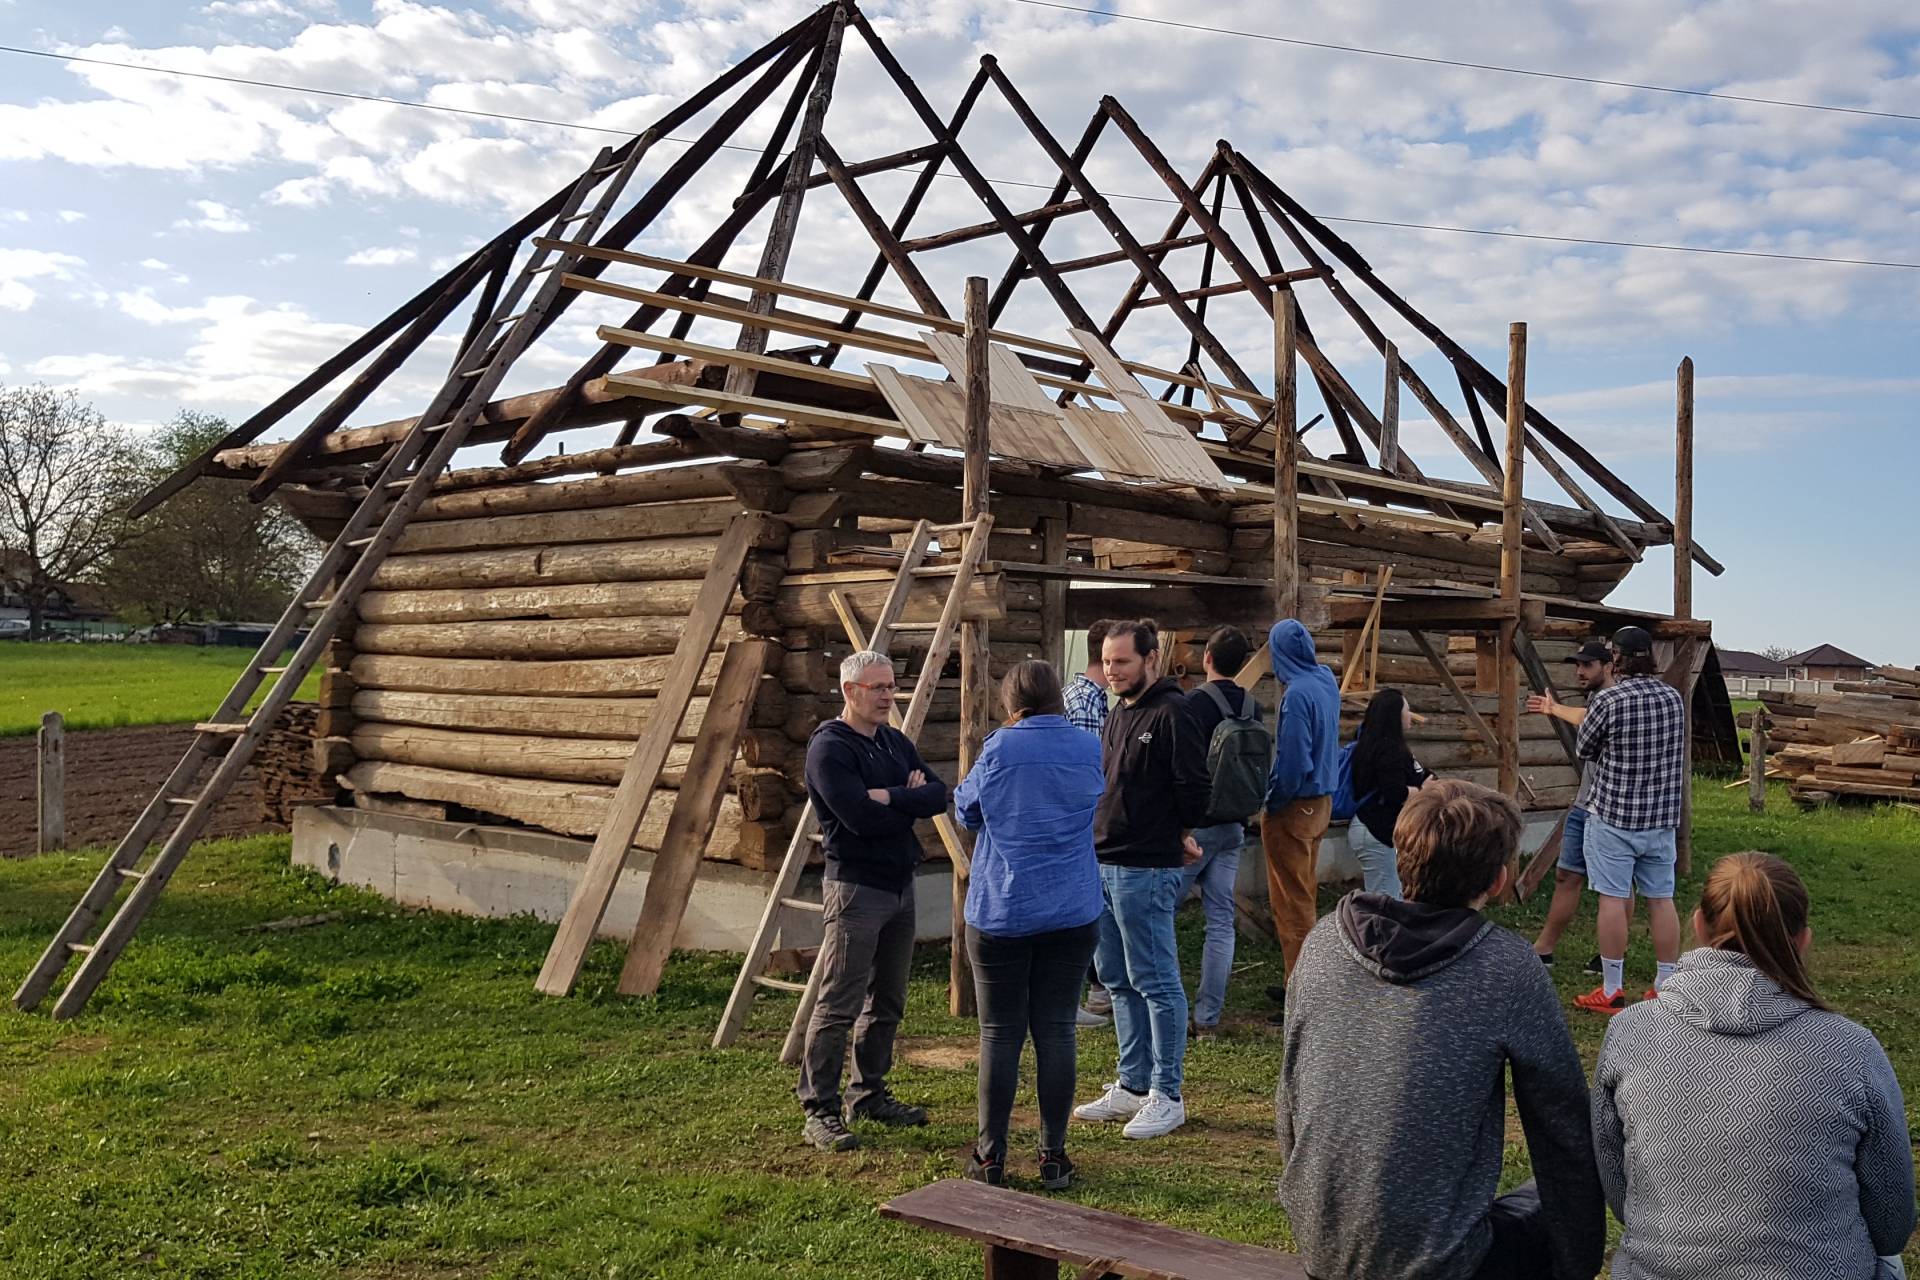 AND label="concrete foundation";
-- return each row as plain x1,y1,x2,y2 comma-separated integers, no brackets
291,803,1565,954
